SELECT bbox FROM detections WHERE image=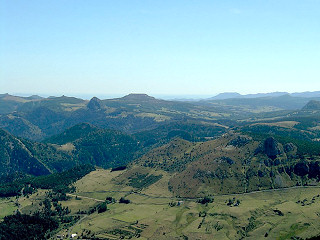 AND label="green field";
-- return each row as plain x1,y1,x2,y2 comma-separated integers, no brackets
49,169,320,239
1,169,320,239
0,198,17,219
